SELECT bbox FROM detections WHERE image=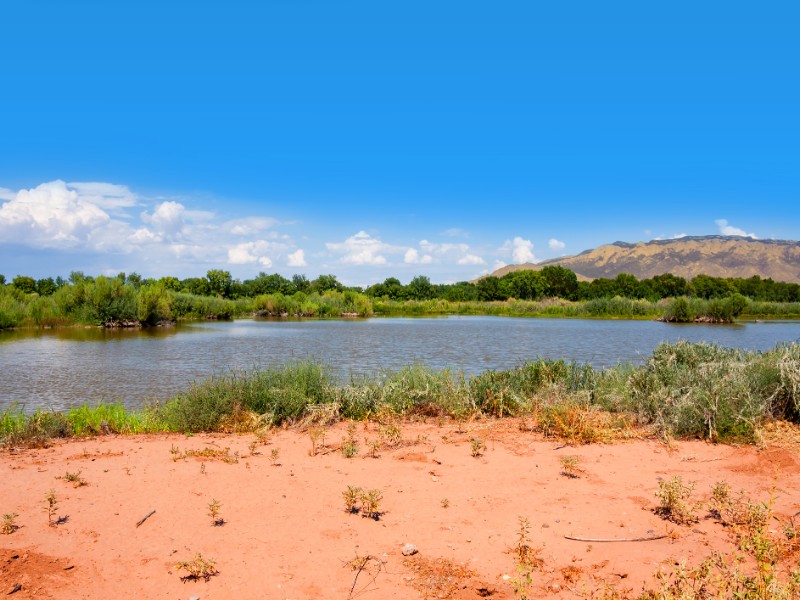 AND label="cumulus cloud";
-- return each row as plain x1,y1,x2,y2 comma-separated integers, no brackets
287,249,307,267
715,219,757,238
404,248,433,264
0,180,294,277
417,240,483,265
326,231,395,265
0,180,112,248
226,240,280,267
457,254,485,265
501,236,537,264
140,201,186,238
548,238,565,251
